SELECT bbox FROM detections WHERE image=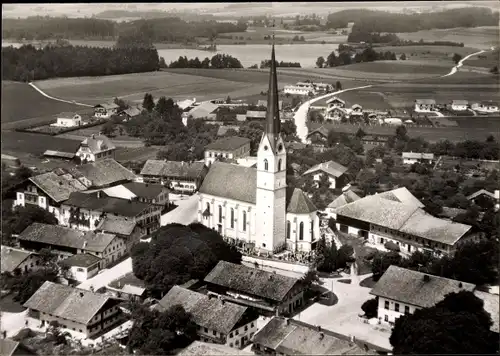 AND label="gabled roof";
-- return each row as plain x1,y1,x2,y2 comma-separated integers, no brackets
24,281,113,324
29,171,87,203
59,253,101,268
467,189,496,201
415,99,436,105
327,190,361,209
19,223,116,253
307,125,330,138
157,286,248,334
95,102,119,110
303,160,348,178
217,125,240,136
1,246,37,273
76,159,136,188
96,215,137,236
108,272,146,296
187,102,218,119
100,185,137,200
253,317,366,355
80,135,115,154
246,110,267,119
122,107,142,117
122,182,166,200
178,341,254,356
286,188,317,214
57,112,79,119
451,100,468,105
402,152,434,160
326,97,345,104
352,104,362,109
205,136,251,151
377,187,424,208
370,265,475,308
43,150,75,159
204,261,299,302
140,160,206,179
